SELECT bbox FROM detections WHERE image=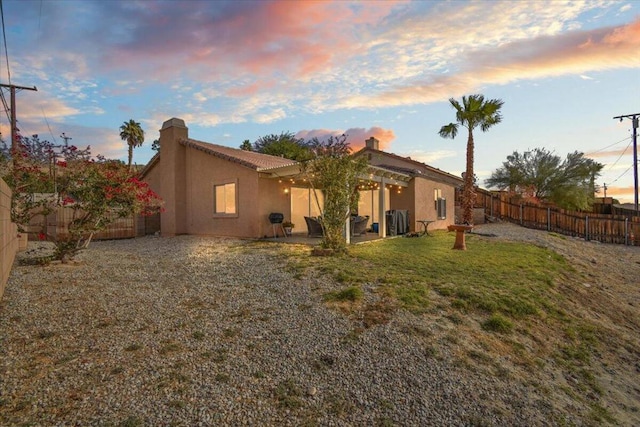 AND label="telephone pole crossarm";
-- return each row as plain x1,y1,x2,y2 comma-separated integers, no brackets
613,113,640,214
0,83,38,152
